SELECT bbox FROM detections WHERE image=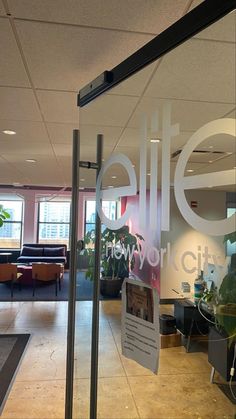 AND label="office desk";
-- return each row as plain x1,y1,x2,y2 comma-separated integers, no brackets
174,299,210,352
